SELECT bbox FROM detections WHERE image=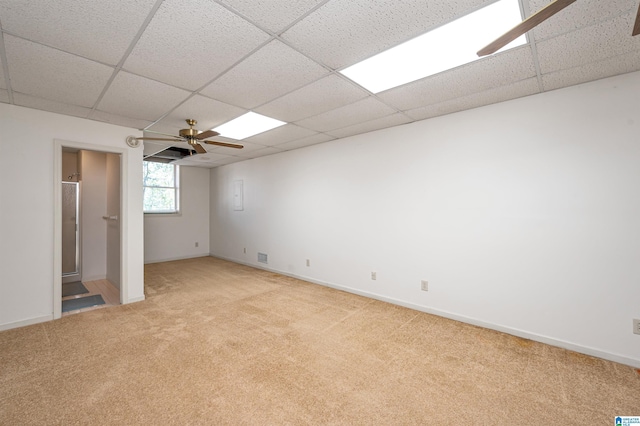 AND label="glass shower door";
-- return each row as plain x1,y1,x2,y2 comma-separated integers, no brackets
62,181,80,283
